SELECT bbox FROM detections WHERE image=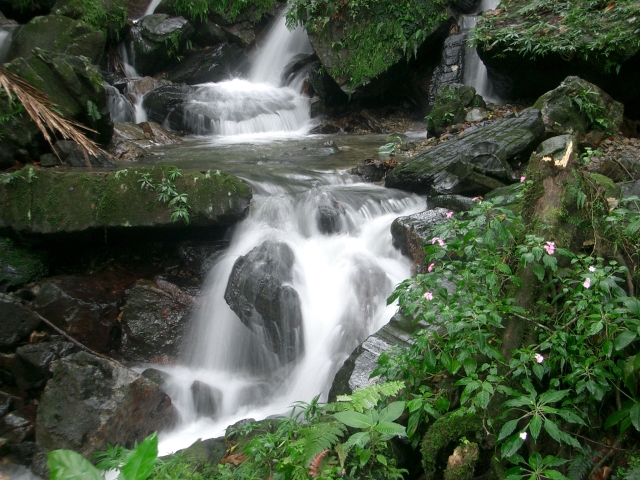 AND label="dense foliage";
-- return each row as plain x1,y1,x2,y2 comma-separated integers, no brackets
472,0,640,72
171,0,277,23
285,0,447,88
